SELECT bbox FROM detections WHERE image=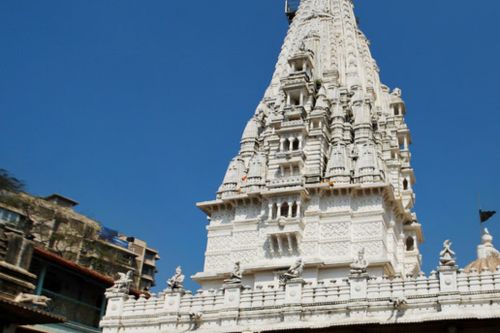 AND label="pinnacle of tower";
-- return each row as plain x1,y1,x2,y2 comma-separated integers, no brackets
199,0,421,286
